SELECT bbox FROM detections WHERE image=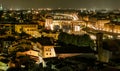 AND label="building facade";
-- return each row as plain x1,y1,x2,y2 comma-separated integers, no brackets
104,22,120,34
14,23,40,37
43,46,56,58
